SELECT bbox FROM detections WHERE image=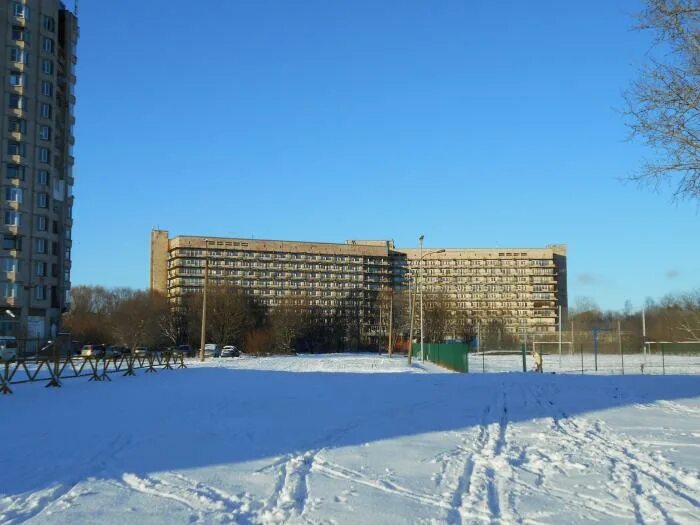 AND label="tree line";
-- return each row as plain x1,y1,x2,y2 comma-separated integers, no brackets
62,285,700,354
